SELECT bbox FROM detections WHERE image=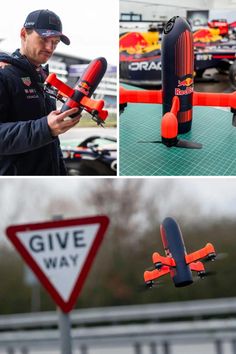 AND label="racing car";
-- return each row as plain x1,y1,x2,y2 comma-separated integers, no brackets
61,135,117,176
120,28,236,88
